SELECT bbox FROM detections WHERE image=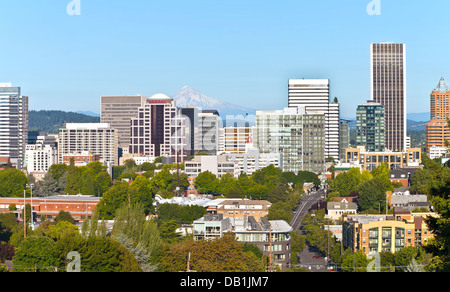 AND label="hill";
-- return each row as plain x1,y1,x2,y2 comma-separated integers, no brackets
28,110,101,134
